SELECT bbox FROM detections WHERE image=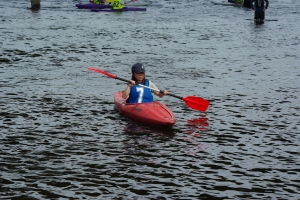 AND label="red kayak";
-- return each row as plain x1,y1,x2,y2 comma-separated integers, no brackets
114,91,176,126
